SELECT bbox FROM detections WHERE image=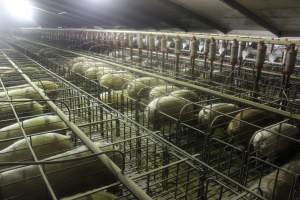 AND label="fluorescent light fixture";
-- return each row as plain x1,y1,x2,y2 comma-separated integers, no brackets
4,0,33,21
57,11,67,15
